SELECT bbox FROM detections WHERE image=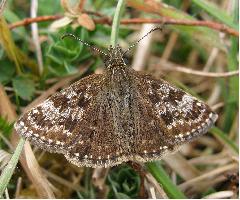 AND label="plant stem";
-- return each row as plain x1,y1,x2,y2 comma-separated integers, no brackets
110,0,125,46
146,161,186,199
0,137,25,198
